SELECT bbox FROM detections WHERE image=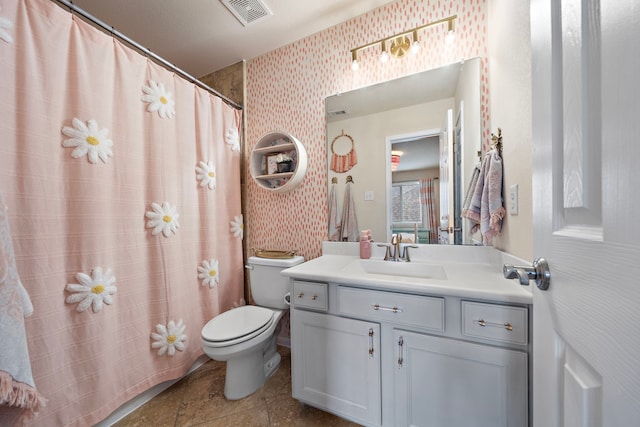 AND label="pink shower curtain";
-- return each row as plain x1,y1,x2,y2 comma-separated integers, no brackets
420,179,438,244
0,0,243,425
